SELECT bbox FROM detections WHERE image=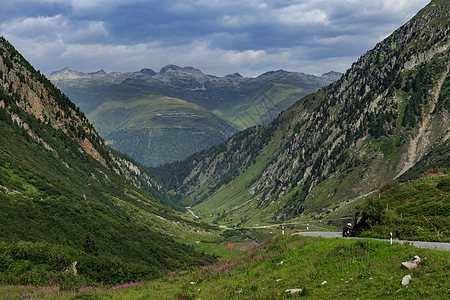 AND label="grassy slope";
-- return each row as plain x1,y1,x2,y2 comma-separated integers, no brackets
353,173,450,242
89,95,232,134
7,235,448,299
152,236,450,299
216,83,315,130
183,129,290,227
